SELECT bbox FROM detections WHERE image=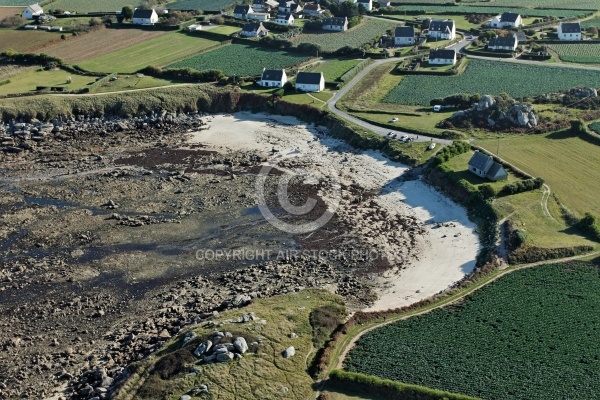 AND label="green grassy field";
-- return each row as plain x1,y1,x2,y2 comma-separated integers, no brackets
546,43,600,63
170,43,312,77
302,59,361,82
0,67,95,95
384,59,600,106
0,30,63,52
48,0,140,12
476,131,600,216
384,14,480,31
290,19,397,53
114,289,345,400
77,32,221,73
344,261,600,400
388,5,587,17
91,74,176,93
206,25,240,35
444,151,520,191
0,0,31,4
166,0,234,12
